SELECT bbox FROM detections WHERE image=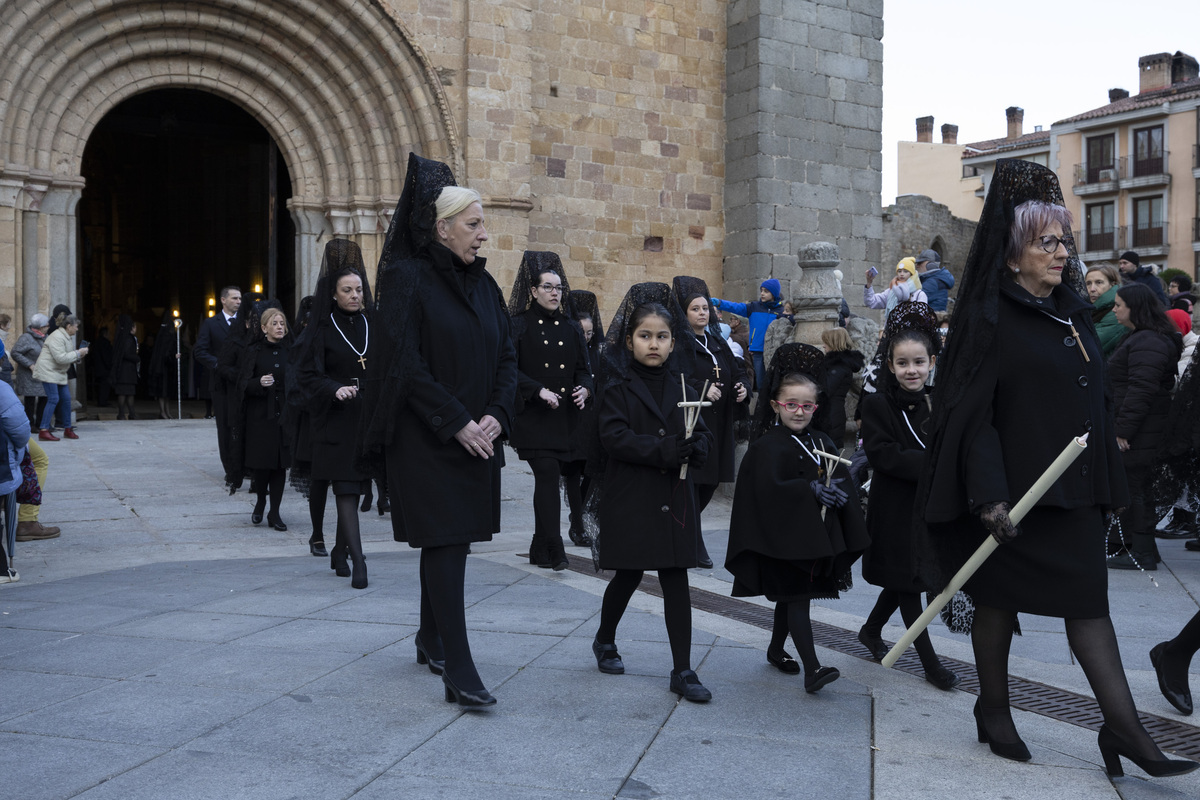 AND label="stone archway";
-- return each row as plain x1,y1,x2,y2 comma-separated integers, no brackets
0,0,460,326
